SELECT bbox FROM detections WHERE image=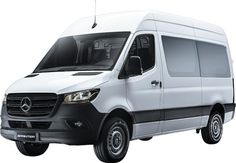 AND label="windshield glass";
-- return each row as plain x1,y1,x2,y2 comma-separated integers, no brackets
34,32,130,73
